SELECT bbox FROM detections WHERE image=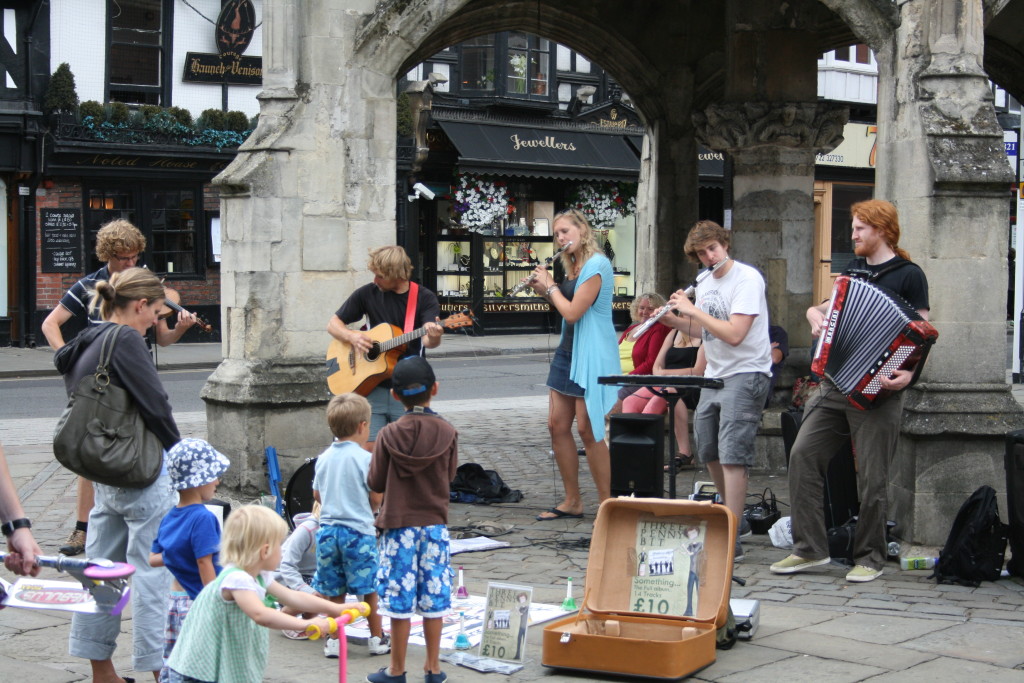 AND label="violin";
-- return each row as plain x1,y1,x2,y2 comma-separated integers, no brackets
159,286,213,333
